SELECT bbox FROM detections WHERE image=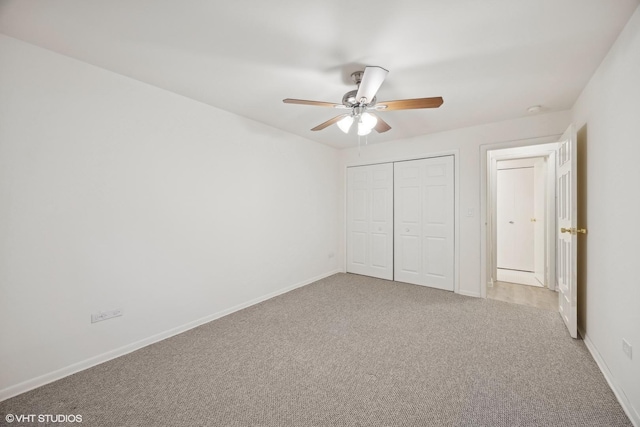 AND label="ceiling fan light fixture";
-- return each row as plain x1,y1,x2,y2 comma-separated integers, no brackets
337,115,354,133
360,112,377,128
357,120,372,136
356,112,377,136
